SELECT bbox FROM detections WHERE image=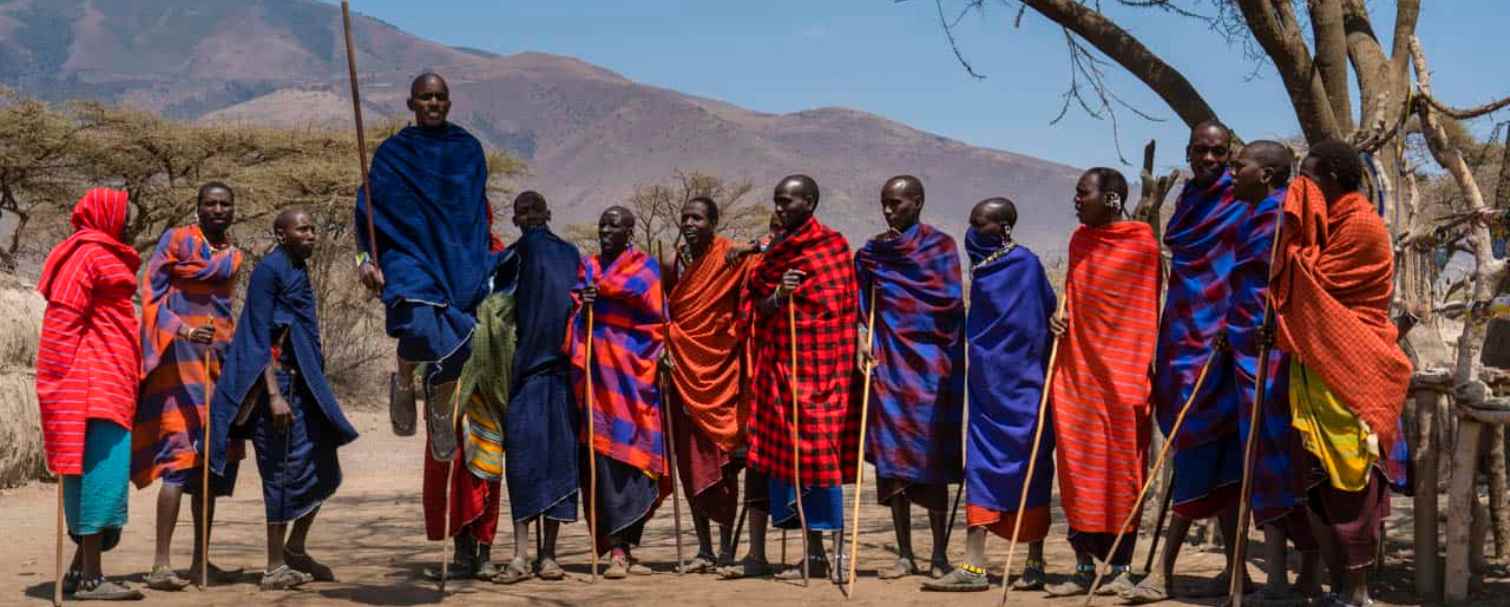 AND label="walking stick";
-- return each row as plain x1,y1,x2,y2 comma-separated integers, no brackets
1083,354,1216,606
1227,193,1289,607
729,500,749,557
656,241,687,573
199,343,214,589
585,305,600,583
844,284,879,598
999,295,1068,606
1141,470,1176,576
438,380,464,593
341,0,379,263
53,470,63,607
788,300,811,586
